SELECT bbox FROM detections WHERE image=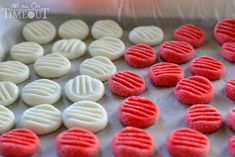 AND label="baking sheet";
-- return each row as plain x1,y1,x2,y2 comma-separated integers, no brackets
0,15,235,157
